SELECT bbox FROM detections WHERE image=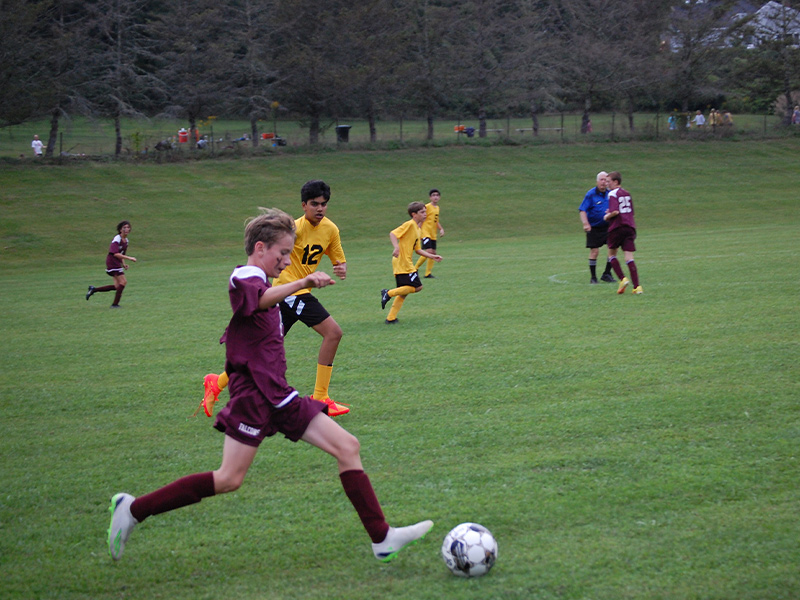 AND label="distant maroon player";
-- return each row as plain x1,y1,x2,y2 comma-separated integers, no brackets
604,172,642,294
86,220,137,307
106,208,432,564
